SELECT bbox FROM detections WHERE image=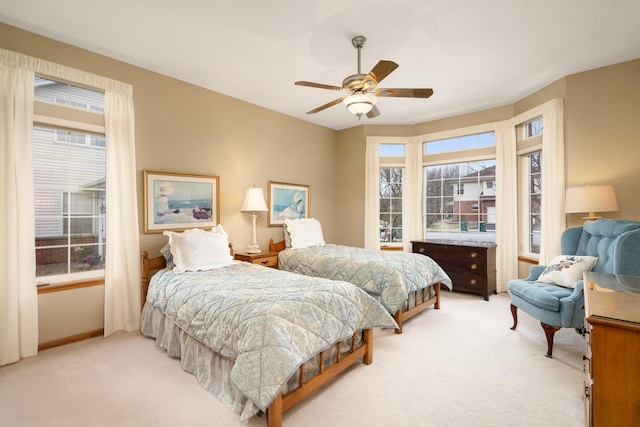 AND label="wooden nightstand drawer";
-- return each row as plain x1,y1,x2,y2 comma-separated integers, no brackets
234,252,278,269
